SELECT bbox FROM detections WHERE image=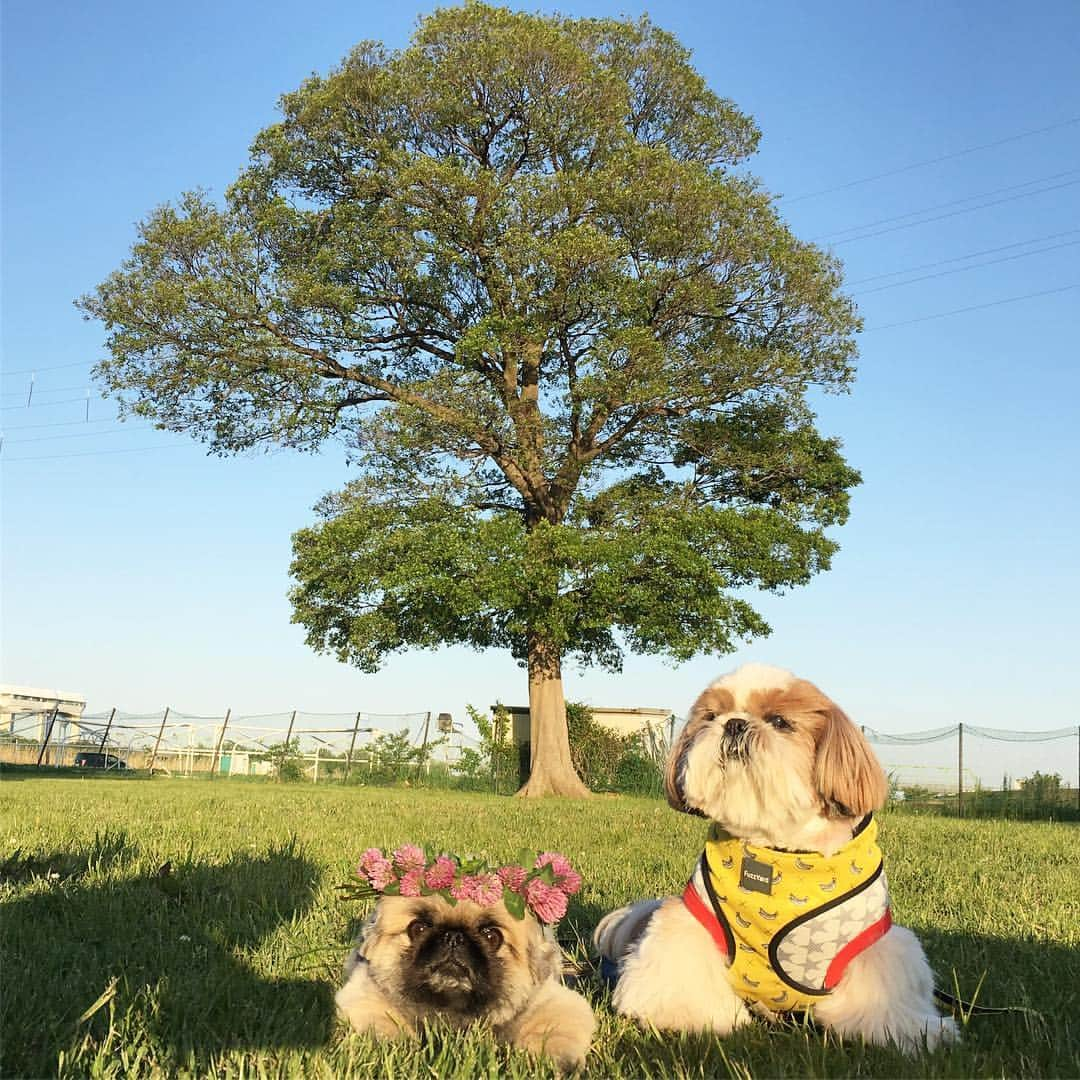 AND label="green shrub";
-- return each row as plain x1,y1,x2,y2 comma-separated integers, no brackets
354,728,447,785
265,738,305,783
451,706,517,793
566,703,664,794
1018,771,1063,800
